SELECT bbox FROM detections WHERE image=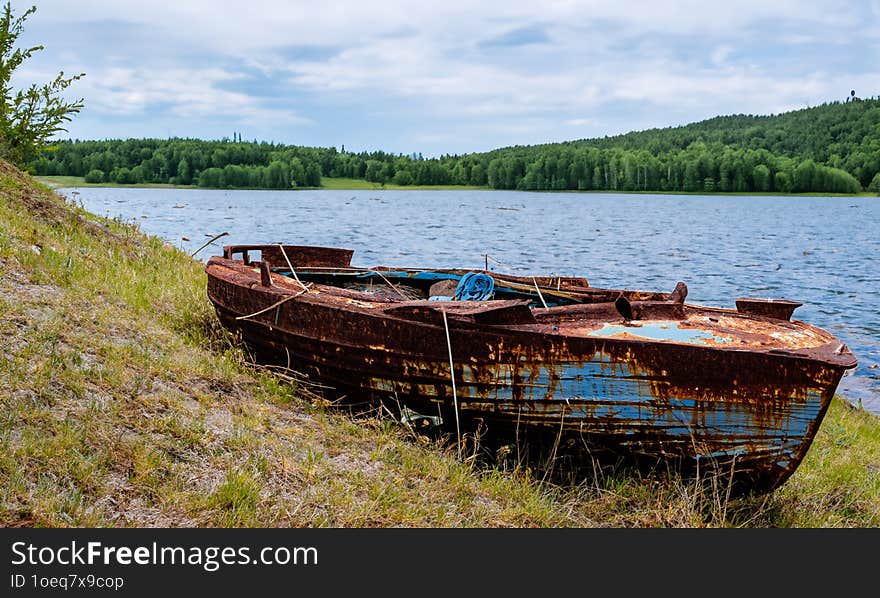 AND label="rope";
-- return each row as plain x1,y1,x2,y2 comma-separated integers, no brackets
484,254,520,271
454,272,495,301
271,261,417,301
532,277,549,310
441,310,462,460
277,244,309,292
234,286,311,320
370,270,410,300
